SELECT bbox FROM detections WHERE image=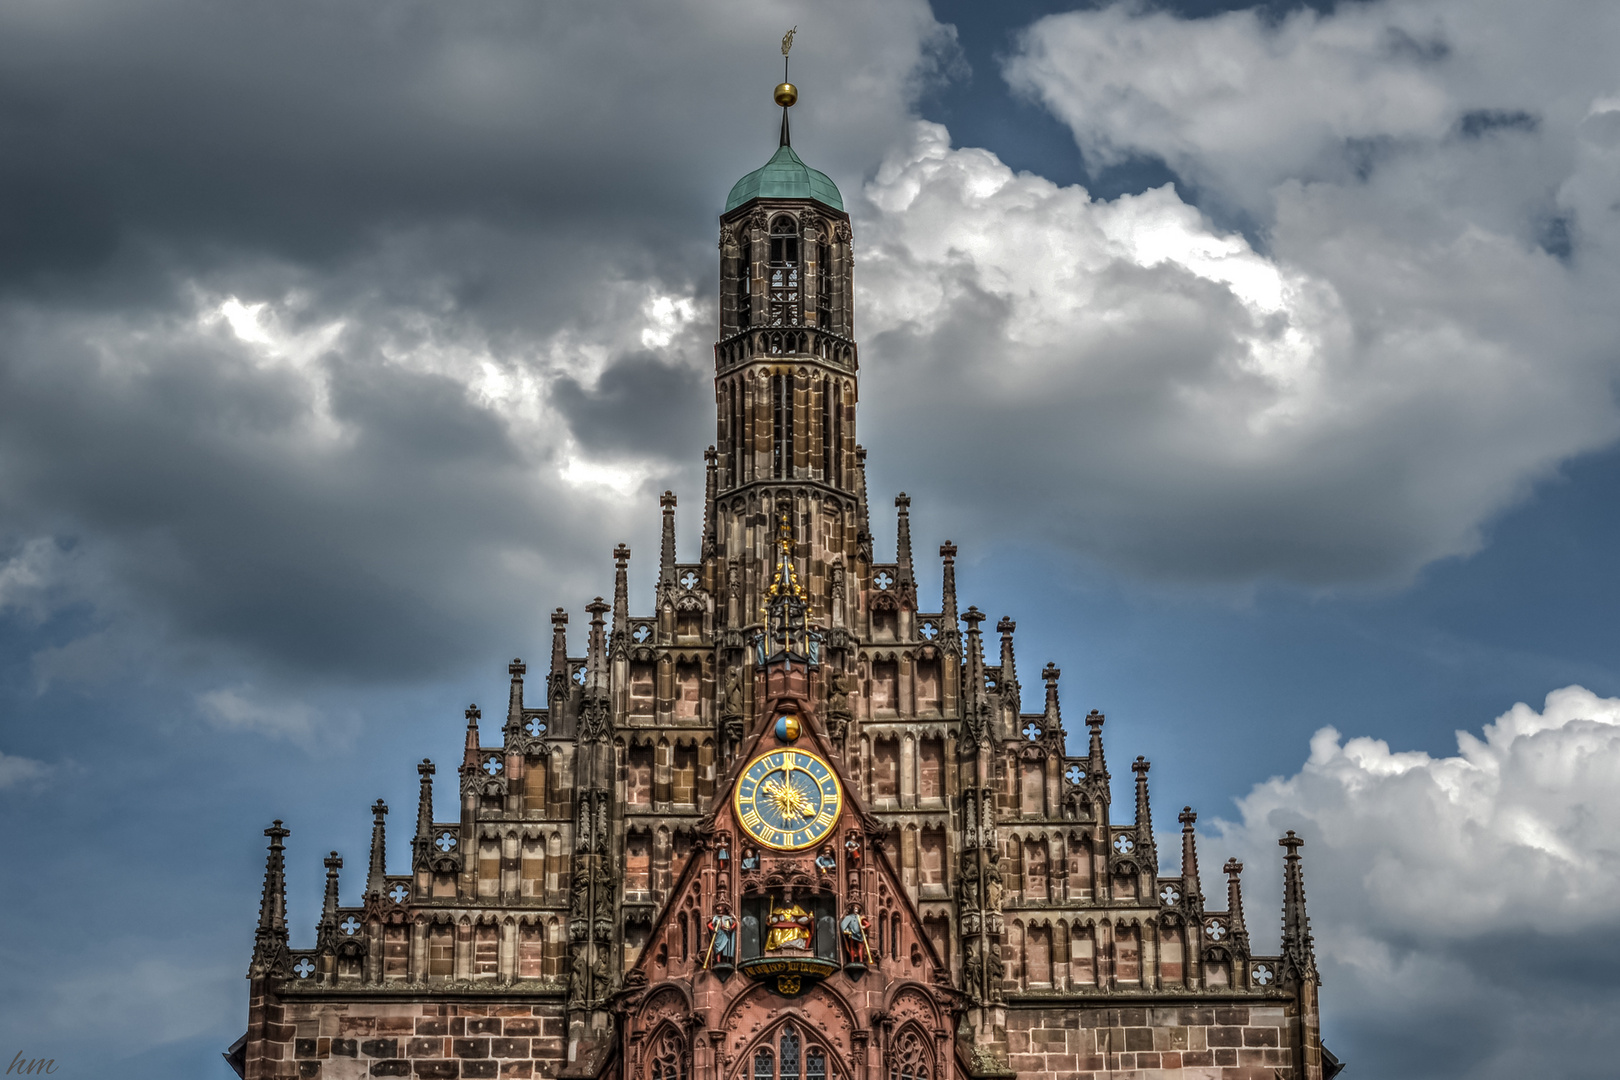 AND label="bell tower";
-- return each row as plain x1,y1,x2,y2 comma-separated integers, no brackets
709,59,864,642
